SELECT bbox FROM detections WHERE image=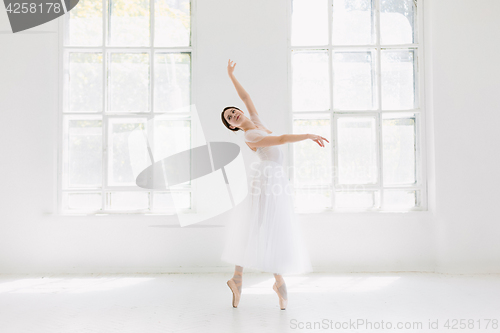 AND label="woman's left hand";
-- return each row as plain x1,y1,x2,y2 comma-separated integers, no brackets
308,134,329,147
227,59,236,76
